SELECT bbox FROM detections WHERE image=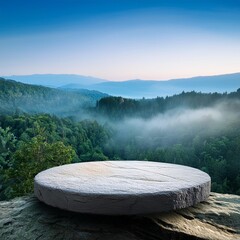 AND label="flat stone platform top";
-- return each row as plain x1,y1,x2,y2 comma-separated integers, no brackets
34,161,211,215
